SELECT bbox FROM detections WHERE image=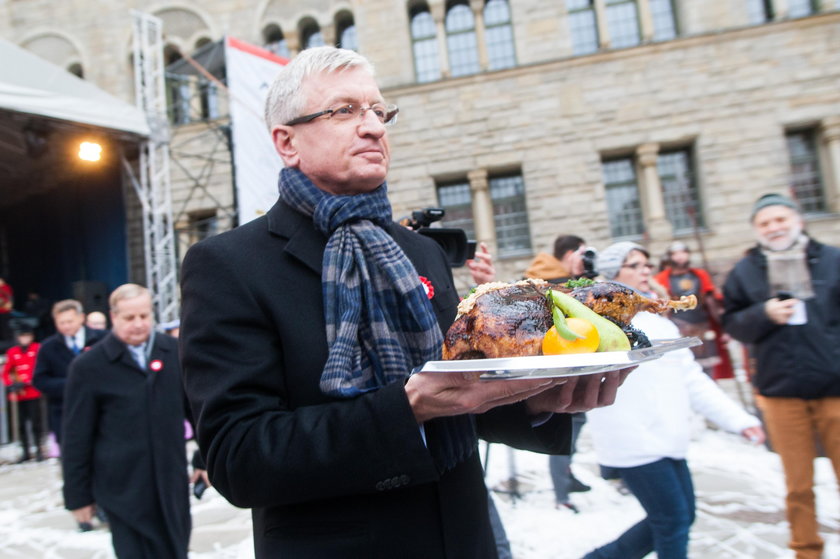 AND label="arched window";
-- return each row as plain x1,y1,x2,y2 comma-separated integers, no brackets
445,1,480,77
300,18,325,49
164,45,192,125
484,0,515,70
410,3,441,82
67,62,84,78
262,23,290,58
335,11,358,51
